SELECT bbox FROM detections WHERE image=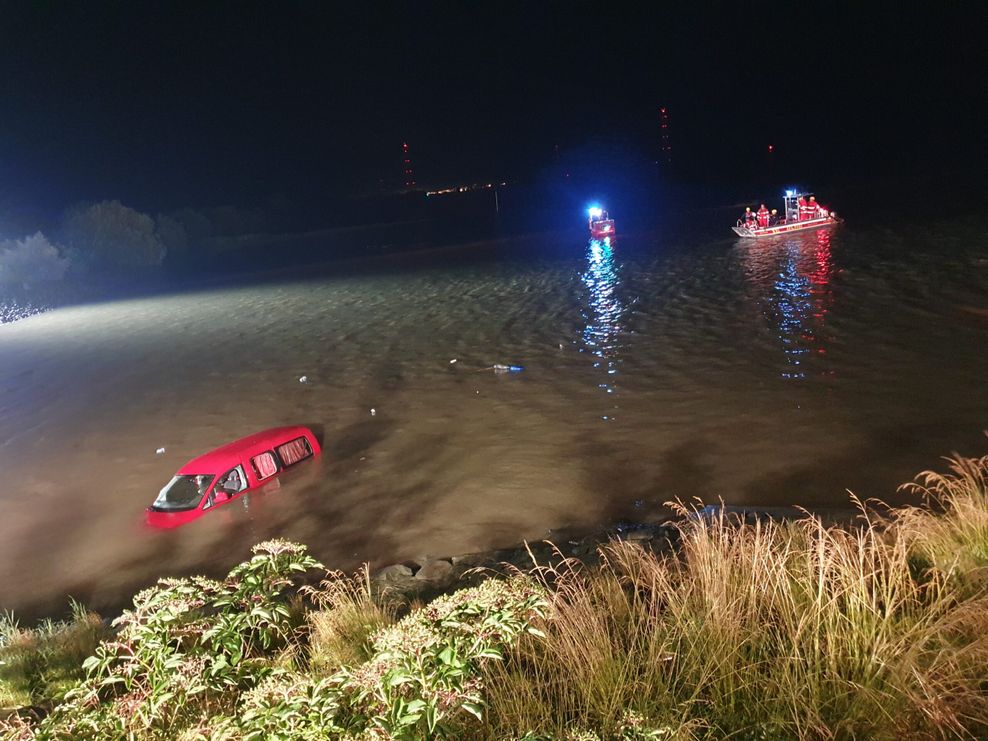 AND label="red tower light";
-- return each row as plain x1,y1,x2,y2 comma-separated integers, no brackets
401,141,415,190
658,105,672,165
